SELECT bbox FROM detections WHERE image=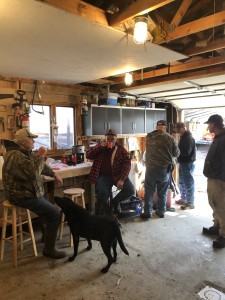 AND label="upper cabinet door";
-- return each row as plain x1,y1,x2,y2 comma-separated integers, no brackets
92,106,121,135
145,109,166,133
122,108,145,134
